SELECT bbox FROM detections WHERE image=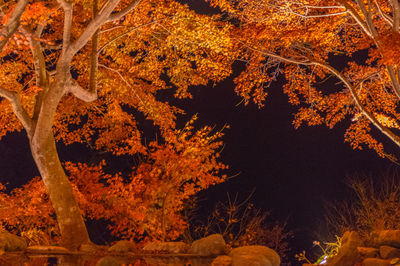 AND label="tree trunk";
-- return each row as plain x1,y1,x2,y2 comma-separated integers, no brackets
30,132,90,250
